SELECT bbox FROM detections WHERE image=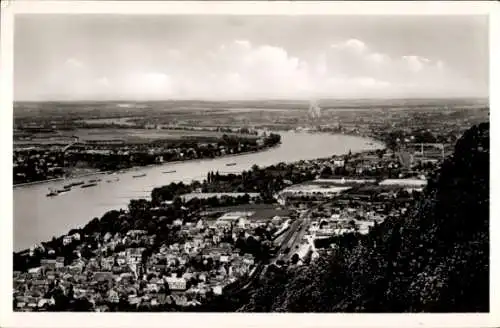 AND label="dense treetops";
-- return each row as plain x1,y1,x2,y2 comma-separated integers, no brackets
200,122,489,312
